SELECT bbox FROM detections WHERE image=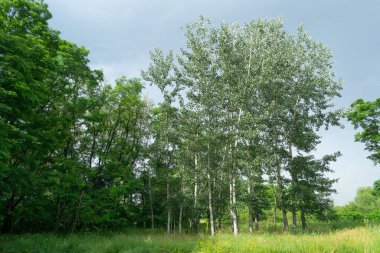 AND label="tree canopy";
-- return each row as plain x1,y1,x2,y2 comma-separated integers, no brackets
1,1,342,235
